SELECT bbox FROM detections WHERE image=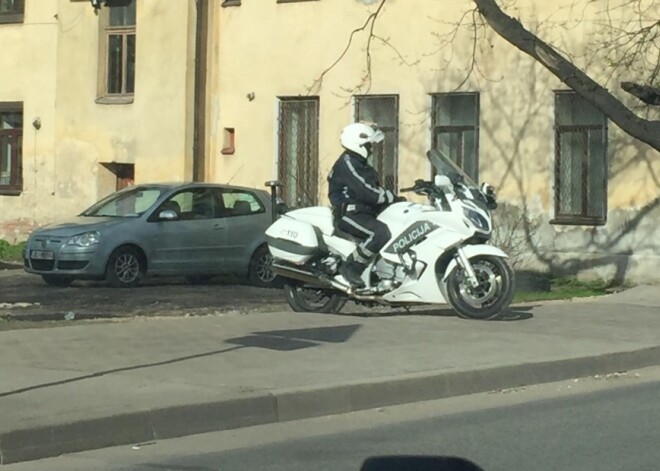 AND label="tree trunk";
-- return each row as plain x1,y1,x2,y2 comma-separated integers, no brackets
473,0,660,152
